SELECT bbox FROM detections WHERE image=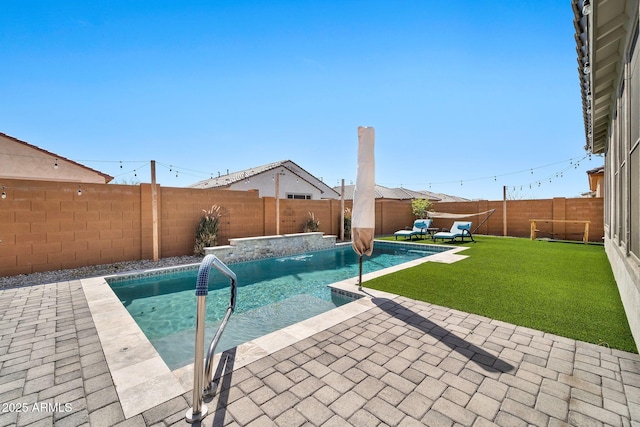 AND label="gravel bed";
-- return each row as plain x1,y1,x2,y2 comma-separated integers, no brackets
0,255,204,290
